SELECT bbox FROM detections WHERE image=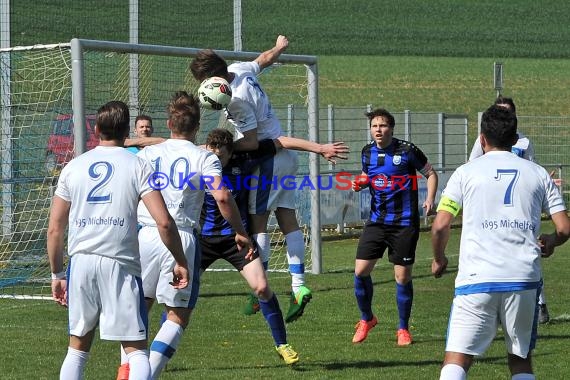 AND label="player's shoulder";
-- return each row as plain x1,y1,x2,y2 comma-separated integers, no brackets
361,141,375,153
394,138,422,155
229,61,259,75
